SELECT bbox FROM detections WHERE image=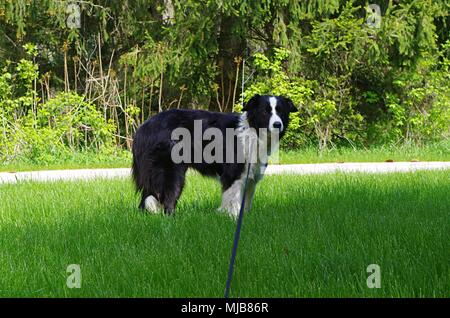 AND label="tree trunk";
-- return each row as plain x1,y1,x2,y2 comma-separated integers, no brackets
210,15,246,112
